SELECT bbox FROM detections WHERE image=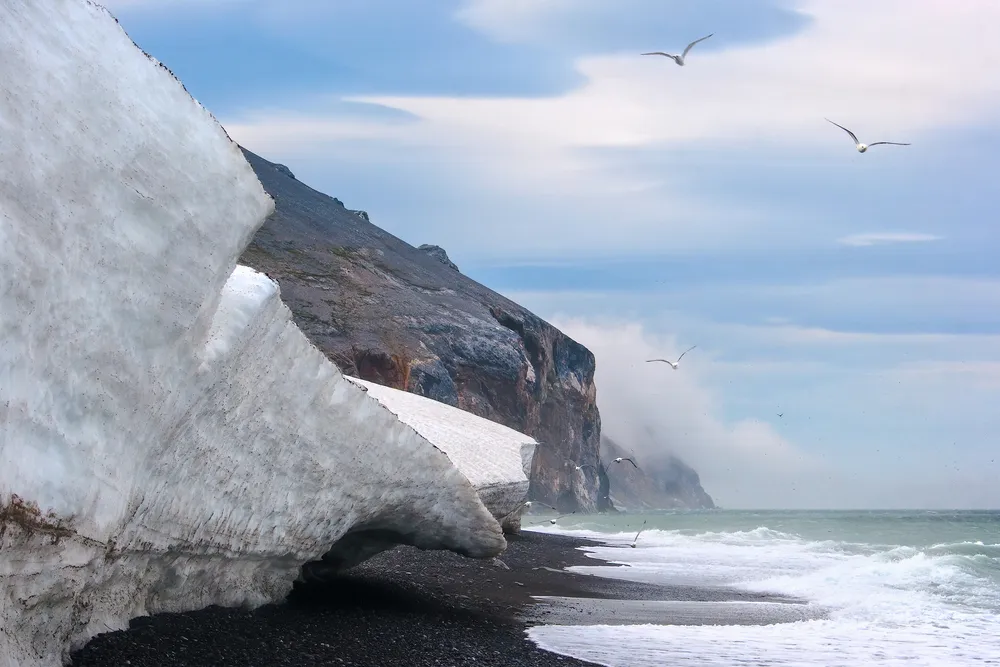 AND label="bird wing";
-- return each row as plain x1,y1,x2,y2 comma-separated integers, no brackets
641,52,674,57
646,359,670,363
825,118,860,146
625,457,639,469
676,345,697,362
682,33,713,58
633,520,648,542
867,141,911,147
